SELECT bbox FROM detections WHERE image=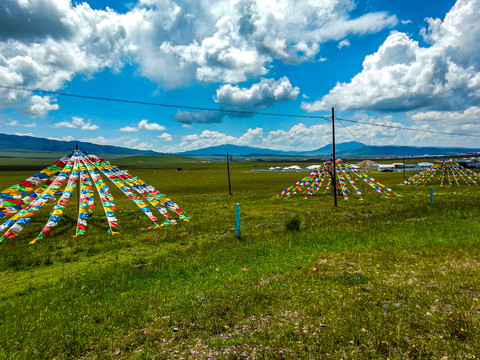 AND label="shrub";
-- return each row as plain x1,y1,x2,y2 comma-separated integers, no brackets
285,217,301,231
